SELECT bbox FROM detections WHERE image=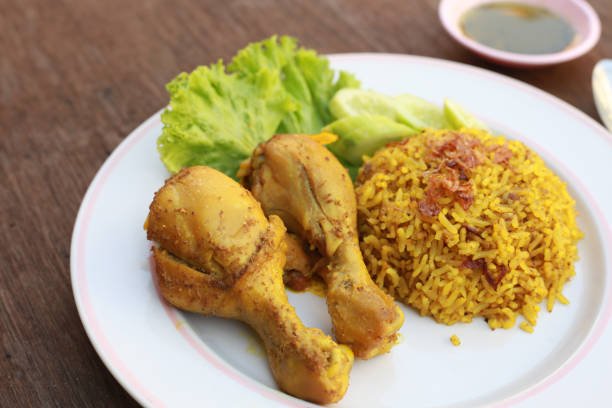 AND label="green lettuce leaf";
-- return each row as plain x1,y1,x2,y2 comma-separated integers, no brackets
158,62,294,177
158,36,360,178
229,36,360,134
